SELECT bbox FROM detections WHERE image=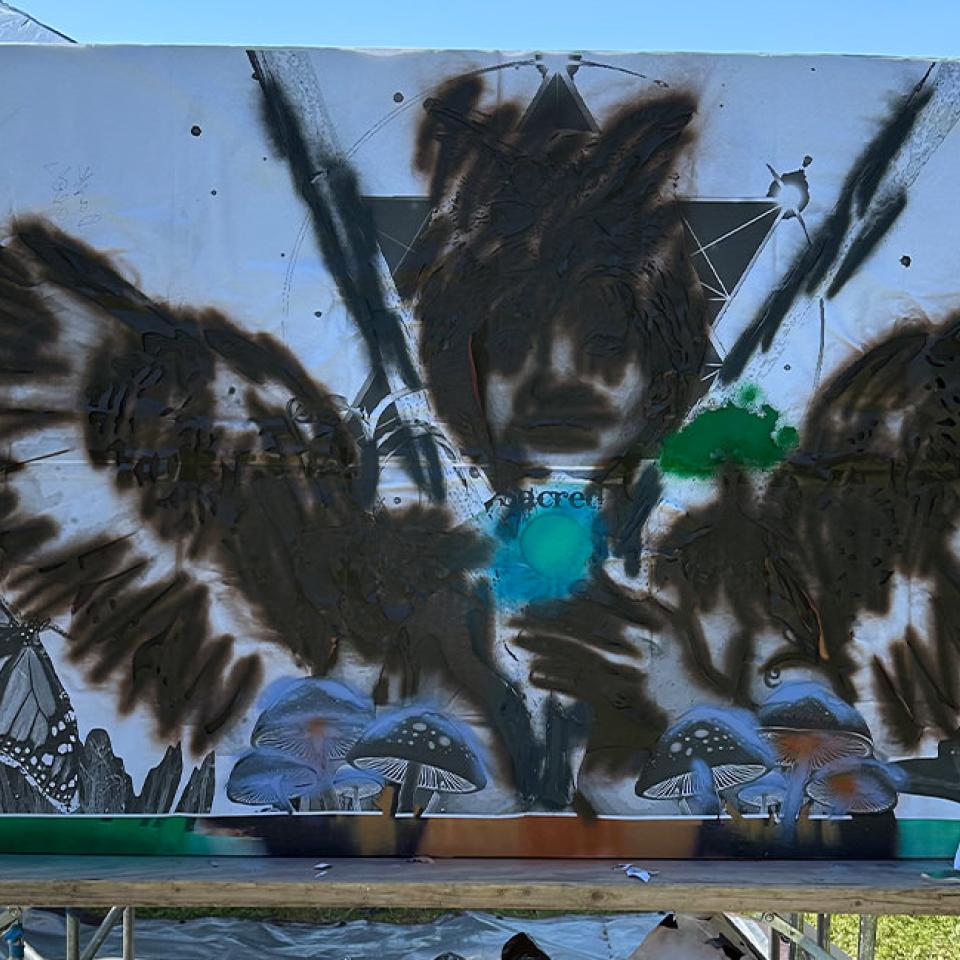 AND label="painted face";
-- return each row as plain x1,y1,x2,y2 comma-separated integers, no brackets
484,333,644,467
410,83,709,487
475,277,654,470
